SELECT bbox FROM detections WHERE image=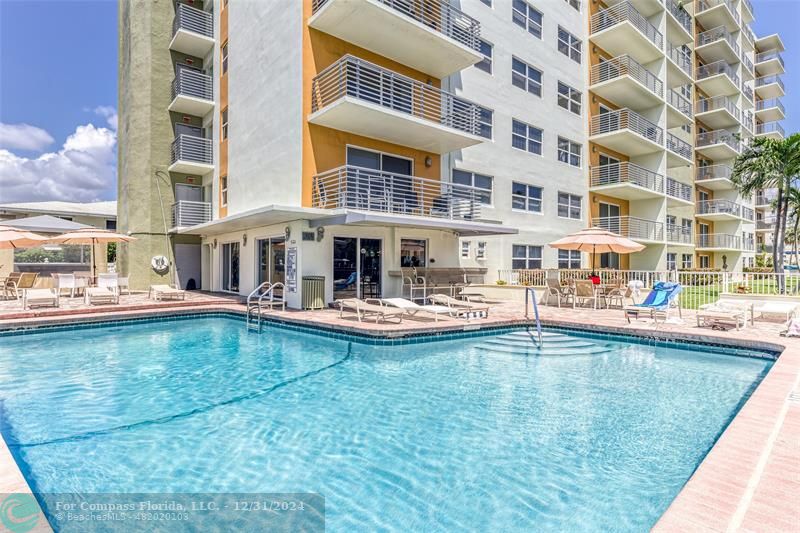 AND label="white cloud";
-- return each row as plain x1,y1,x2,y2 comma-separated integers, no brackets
0,123,116,203
0,123,55,152
92,106,118,131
